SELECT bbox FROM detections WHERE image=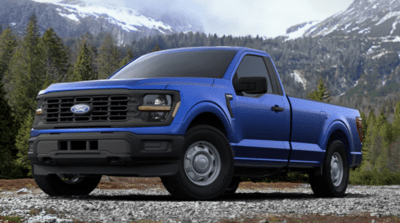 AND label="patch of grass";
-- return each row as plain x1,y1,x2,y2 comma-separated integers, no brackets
0,215,22,223
269,216,281,222
349,167,400,186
